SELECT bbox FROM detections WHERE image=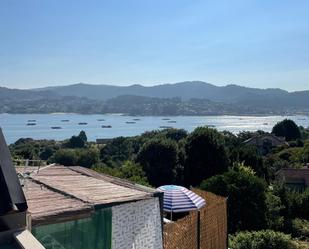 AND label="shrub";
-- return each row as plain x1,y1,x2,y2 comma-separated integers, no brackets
273,185,309,221
50,148,99,168
291,218,309,241
229,230,298,249
92,161,150,186
50,149,78,166
76,148,99,168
